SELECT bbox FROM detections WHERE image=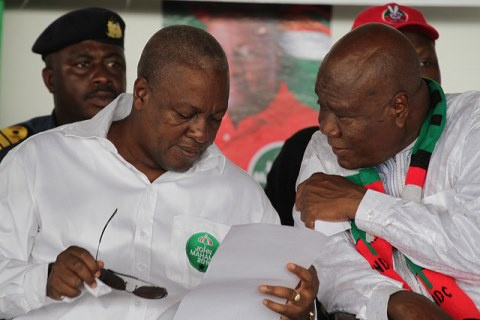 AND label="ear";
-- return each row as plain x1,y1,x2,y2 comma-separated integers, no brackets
391,92,409,128
133,77,149,111
42,67,55,93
